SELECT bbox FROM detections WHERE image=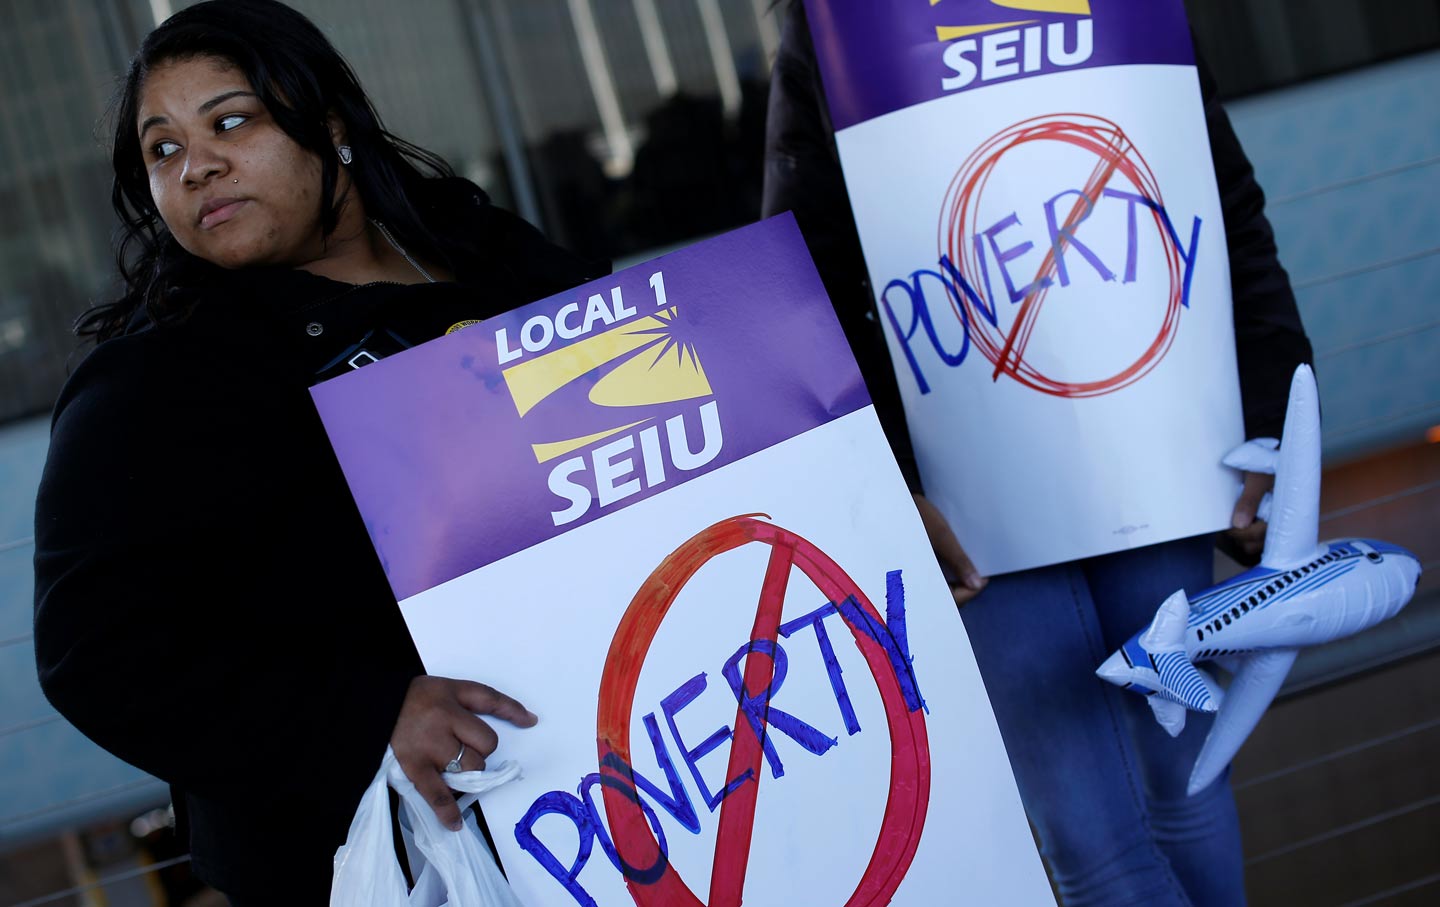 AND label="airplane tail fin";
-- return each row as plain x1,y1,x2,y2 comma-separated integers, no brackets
1147,696,1188,737
1140,588,1192,650
1142,590,1222,715
1261,366,1324,568
1097,589,1222,736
